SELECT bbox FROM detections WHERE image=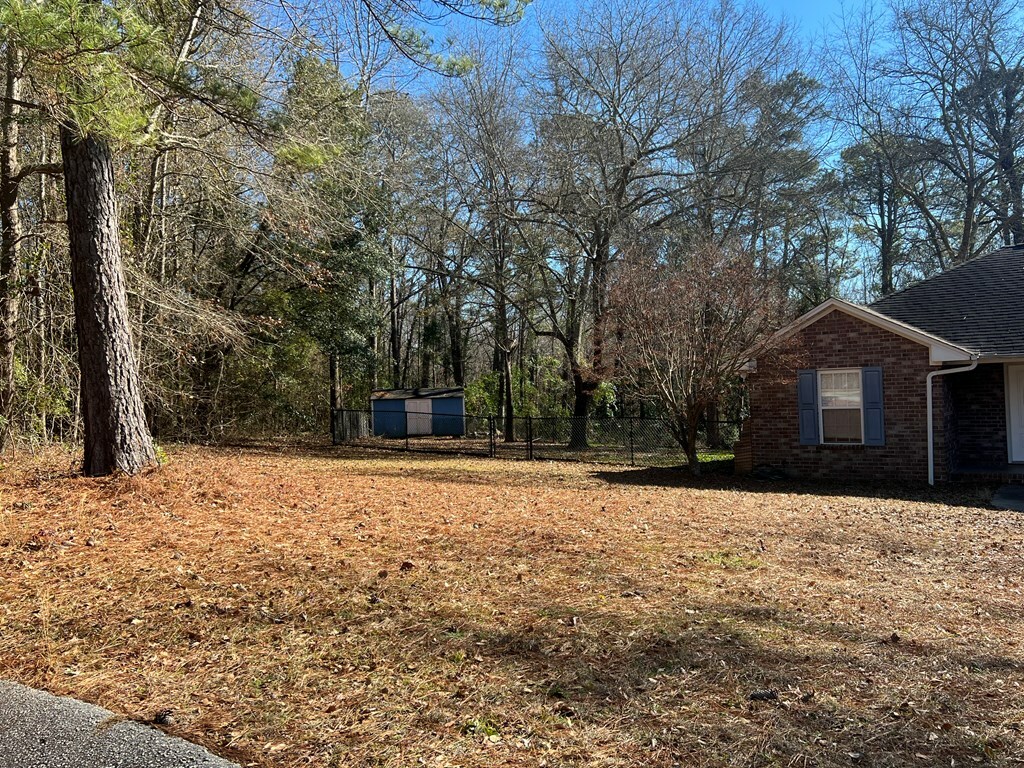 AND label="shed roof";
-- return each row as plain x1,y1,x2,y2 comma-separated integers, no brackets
870,245,1024,357
370,387,464,400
